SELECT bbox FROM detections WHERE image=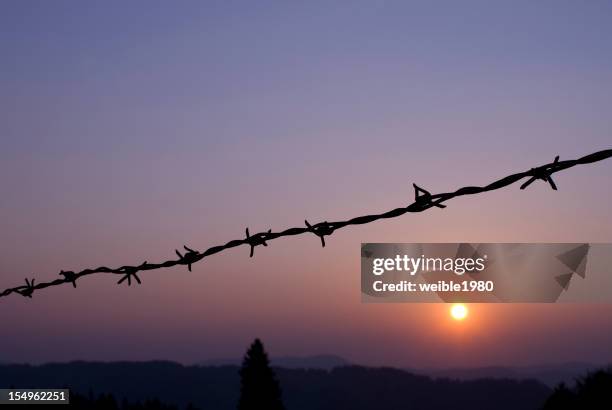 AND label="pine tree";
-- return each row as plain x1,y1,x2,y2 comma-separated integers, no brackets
237,338,285,410
542,383,576,410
